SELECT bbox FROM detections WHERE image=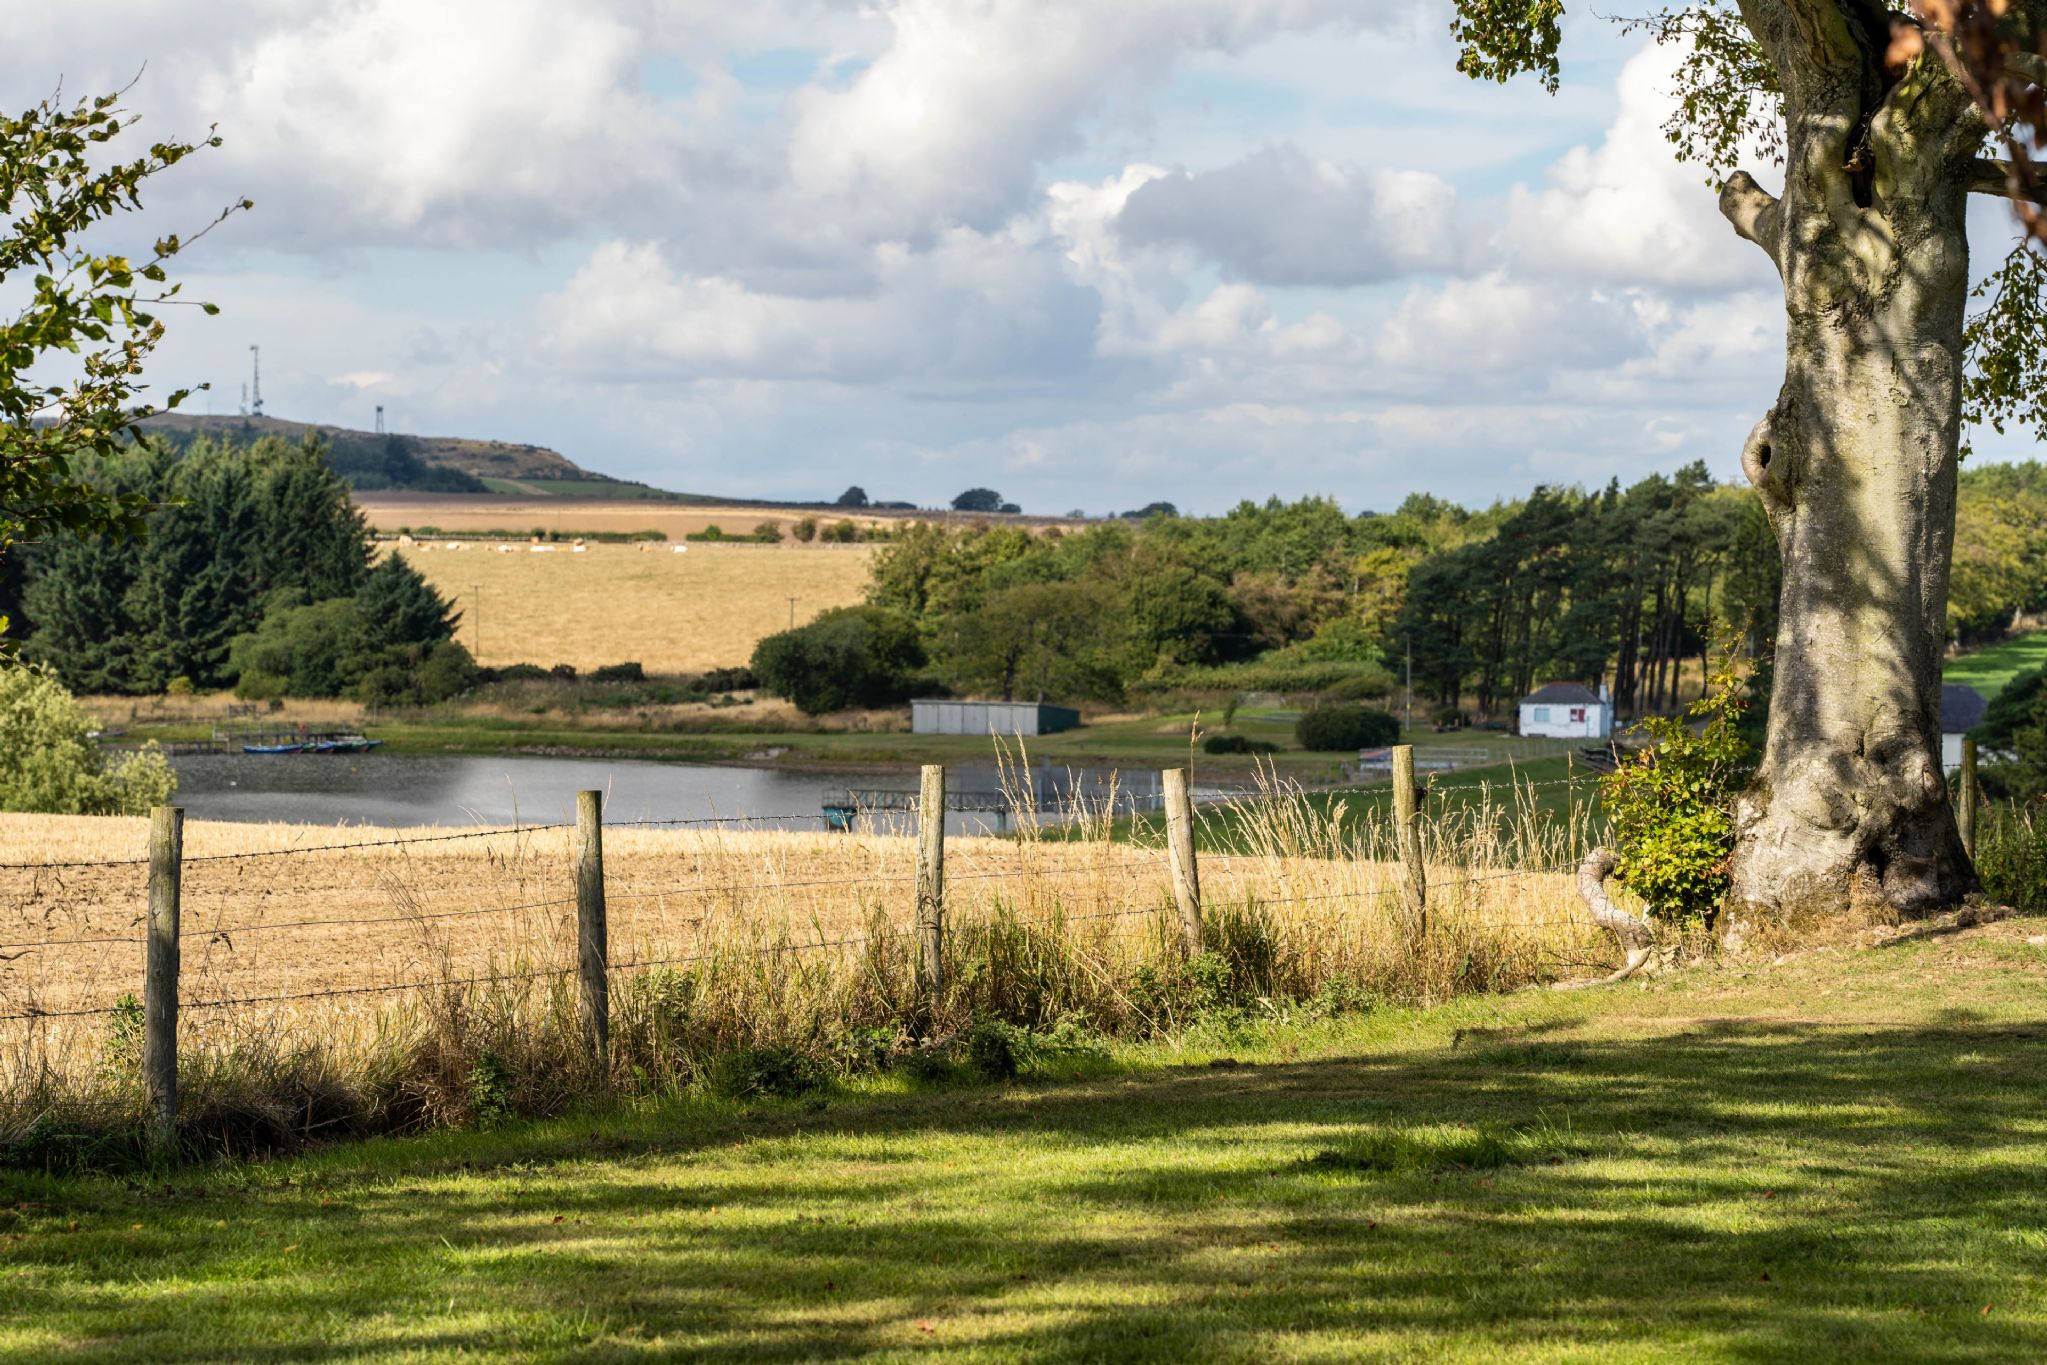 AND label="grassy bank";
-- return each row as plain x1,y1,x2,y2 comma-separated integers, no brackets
1947,627,2047,700
5,915,2044,1360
